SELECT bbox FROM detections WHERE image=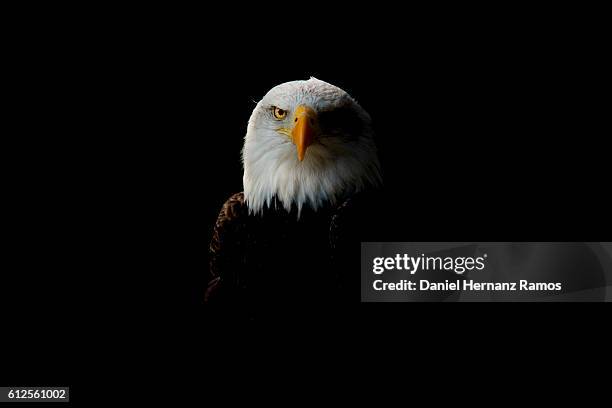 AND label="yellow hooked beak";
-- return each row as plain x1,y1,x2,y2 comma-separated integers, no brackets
291,105,318,161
